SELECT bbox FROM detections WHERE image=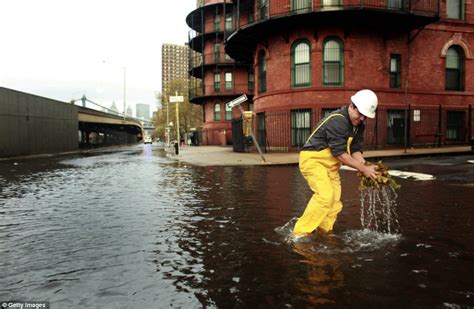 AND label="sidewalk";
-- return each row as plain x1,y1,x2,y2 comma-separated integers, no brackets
171,145,473,166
